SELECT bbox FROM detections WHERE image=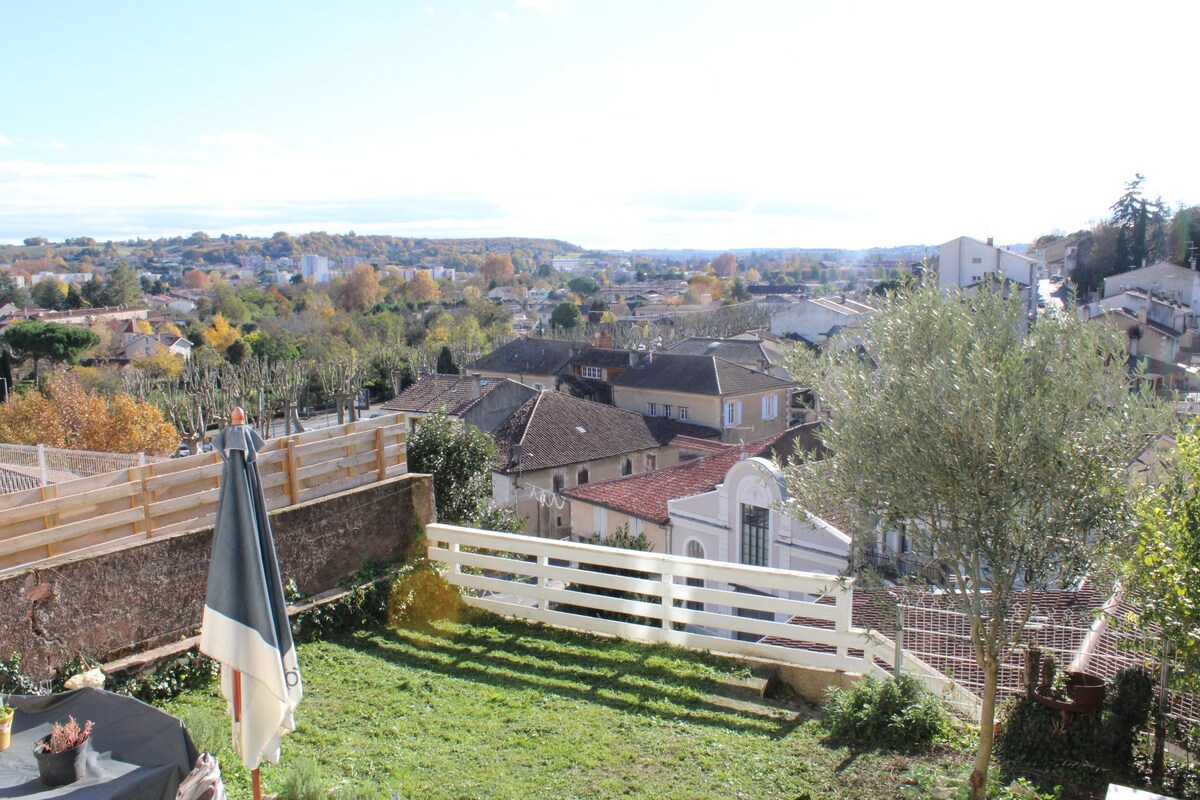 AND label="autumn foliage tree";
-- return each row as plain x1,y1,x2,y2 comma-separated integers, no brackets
711,252,739,277
409,270,441,303
182,269,212,290
338,264,384,312
201,312,241,353
480,253,515,285
0,374,178,456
